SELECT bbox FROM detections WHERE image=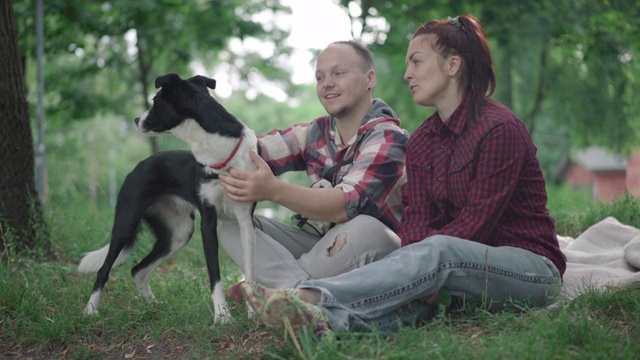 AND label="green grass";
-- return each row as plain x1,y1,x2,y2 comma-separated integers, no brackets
1,188,640,359
546,187,640,238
